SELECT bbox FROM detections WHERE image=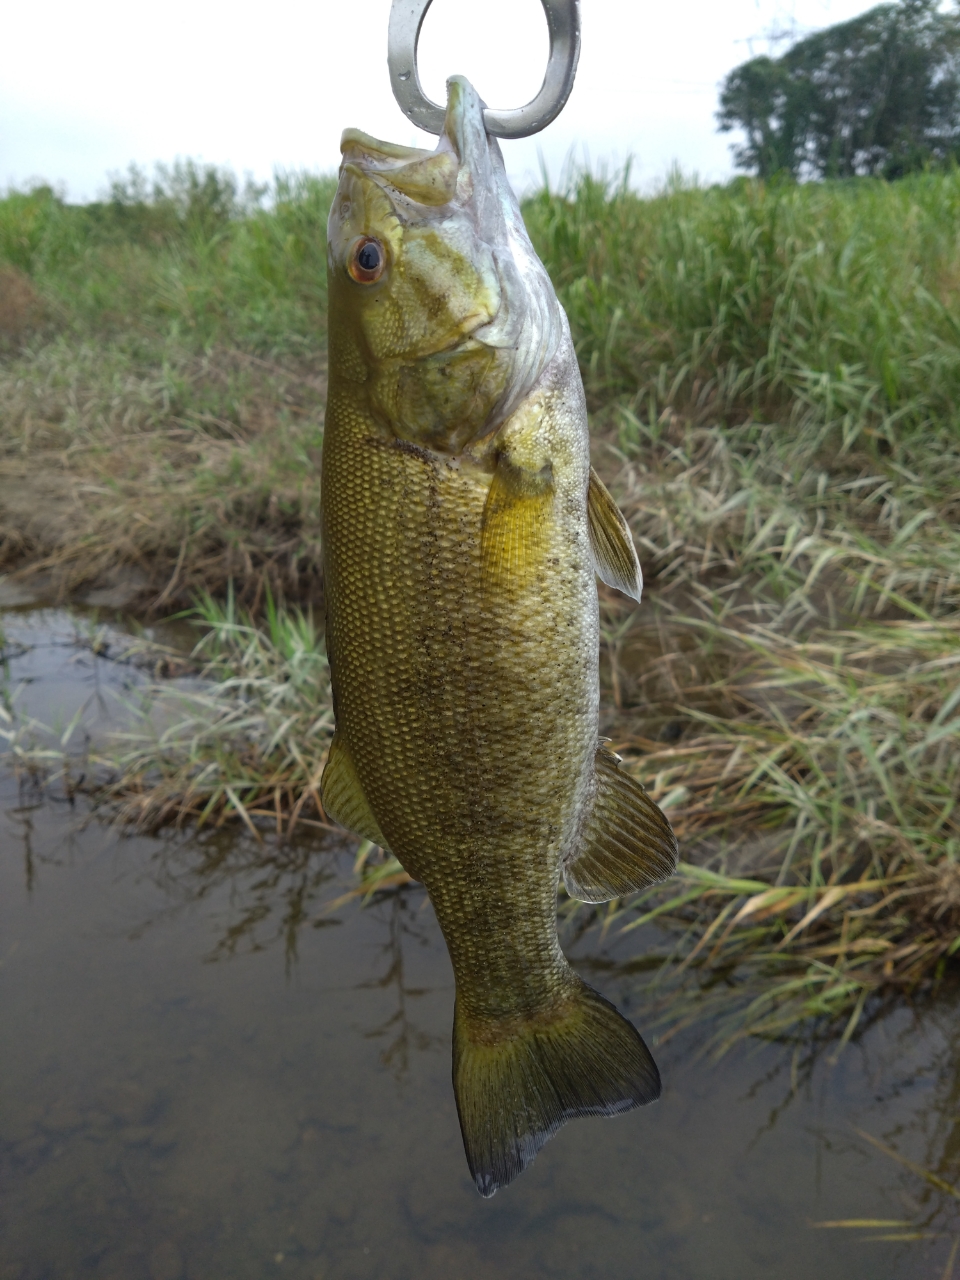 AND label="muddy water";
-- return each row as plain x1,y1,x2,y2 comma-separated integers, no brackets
2,605,959,1280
